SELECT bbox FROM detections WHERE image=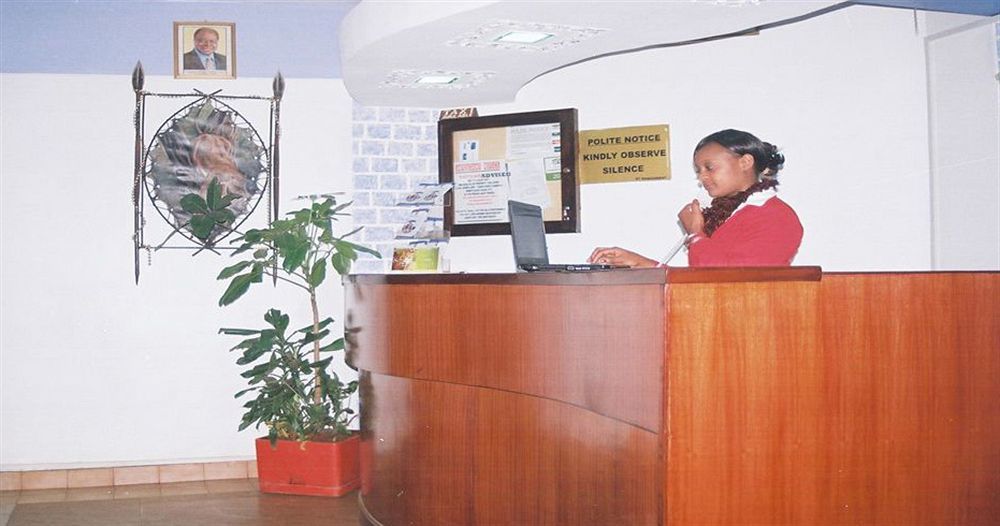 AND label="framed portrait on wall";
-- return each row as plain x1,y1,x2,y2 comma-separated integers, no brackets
173,21,236,79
